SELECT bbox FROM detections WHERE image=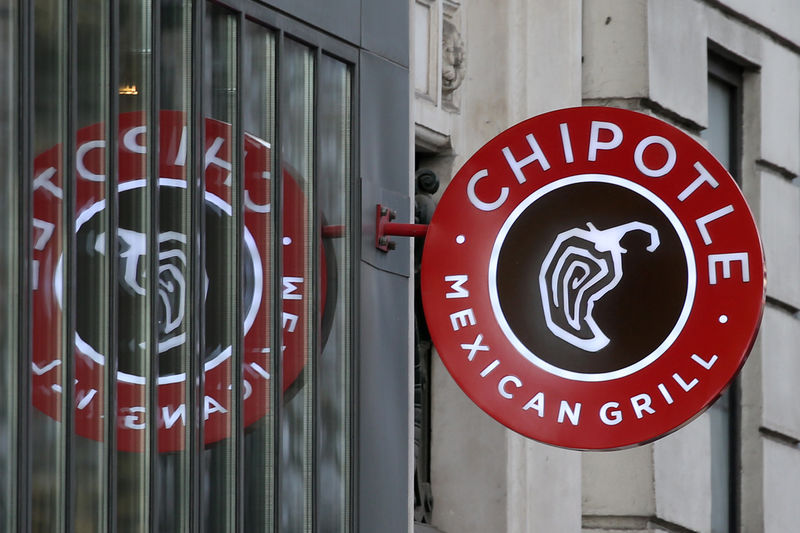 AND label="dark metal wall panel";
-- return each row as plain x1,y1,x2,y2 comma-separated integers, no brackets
356,3,411,531
358,263,409,533
263,0,360,46
361,0,408,67
359,50,411,276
